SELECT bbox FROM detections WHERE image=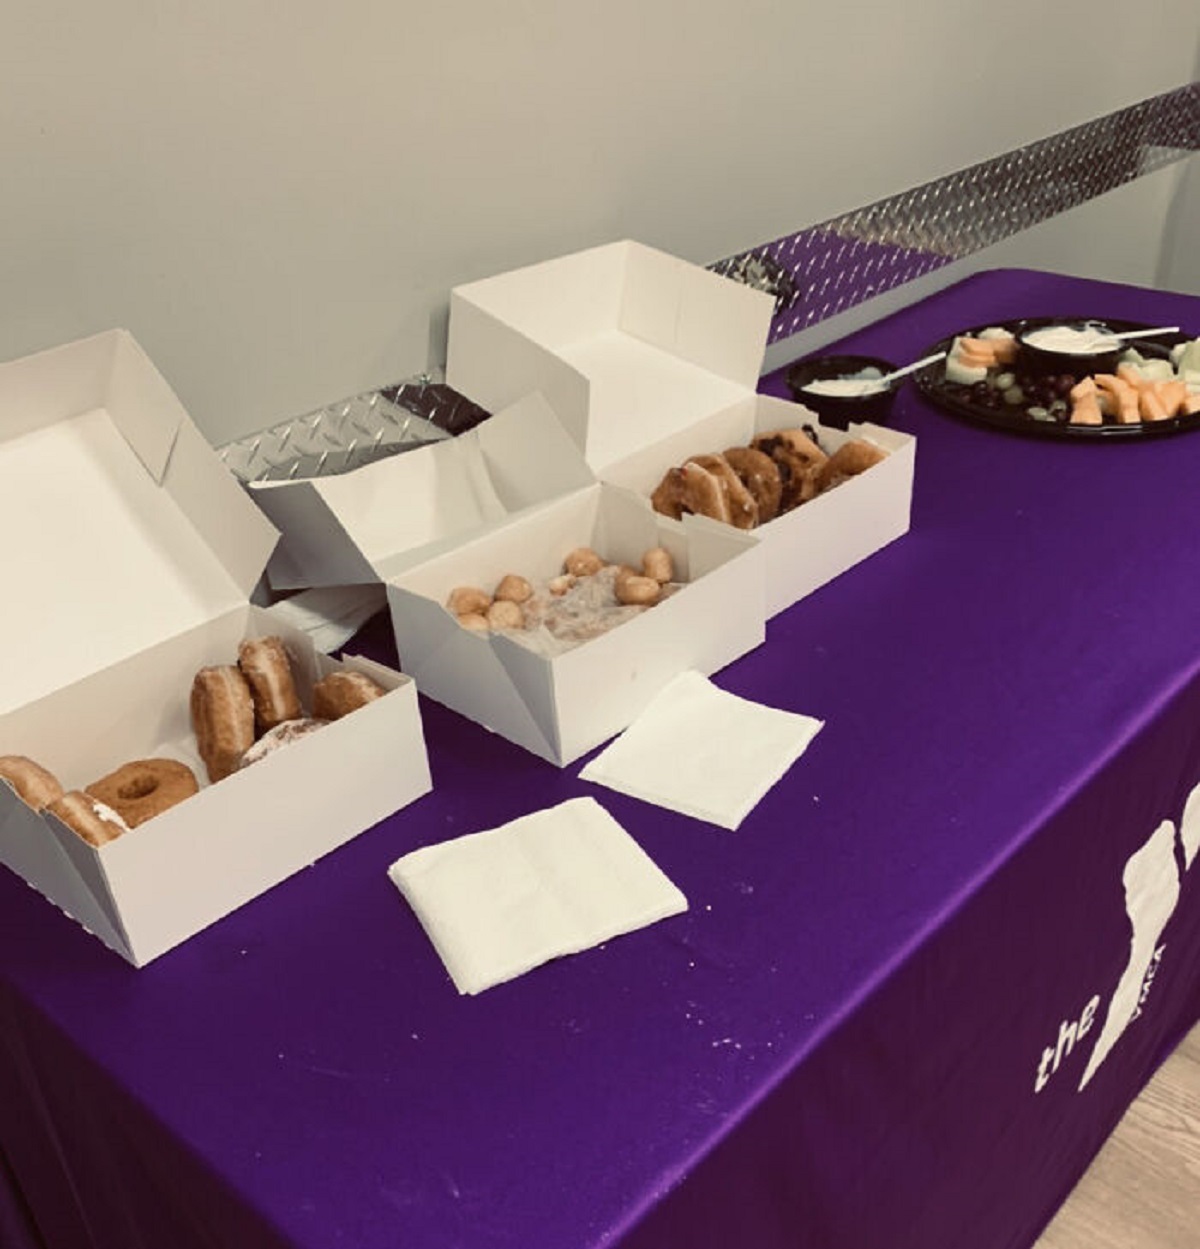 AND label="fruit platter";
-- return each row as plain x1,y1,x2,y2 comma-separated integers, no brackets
914,317,1200,440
